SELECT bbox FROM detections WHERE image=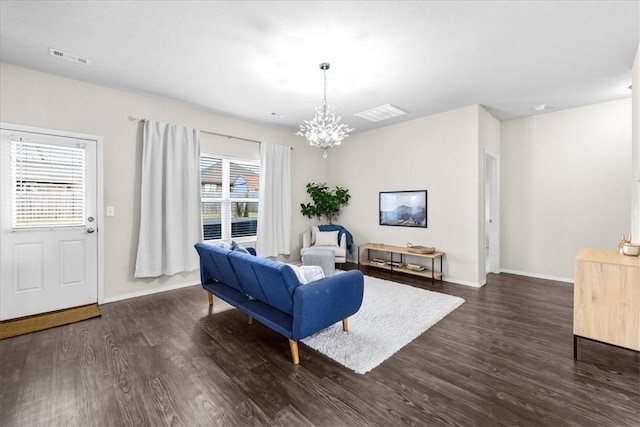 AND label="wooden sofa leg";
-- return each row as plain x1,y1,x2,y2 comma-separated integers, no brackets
342,319,349,332
289,339,300,365
207,292,213,306
248,316,253,325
